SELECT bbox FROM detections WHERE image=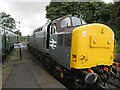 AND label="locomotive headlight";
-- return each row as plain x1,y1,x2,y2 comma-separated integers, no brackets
80,55,88,64
93,39,97,44
107,40,111,44
80,55,85,60
72,54,77,62
80,55,88,61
